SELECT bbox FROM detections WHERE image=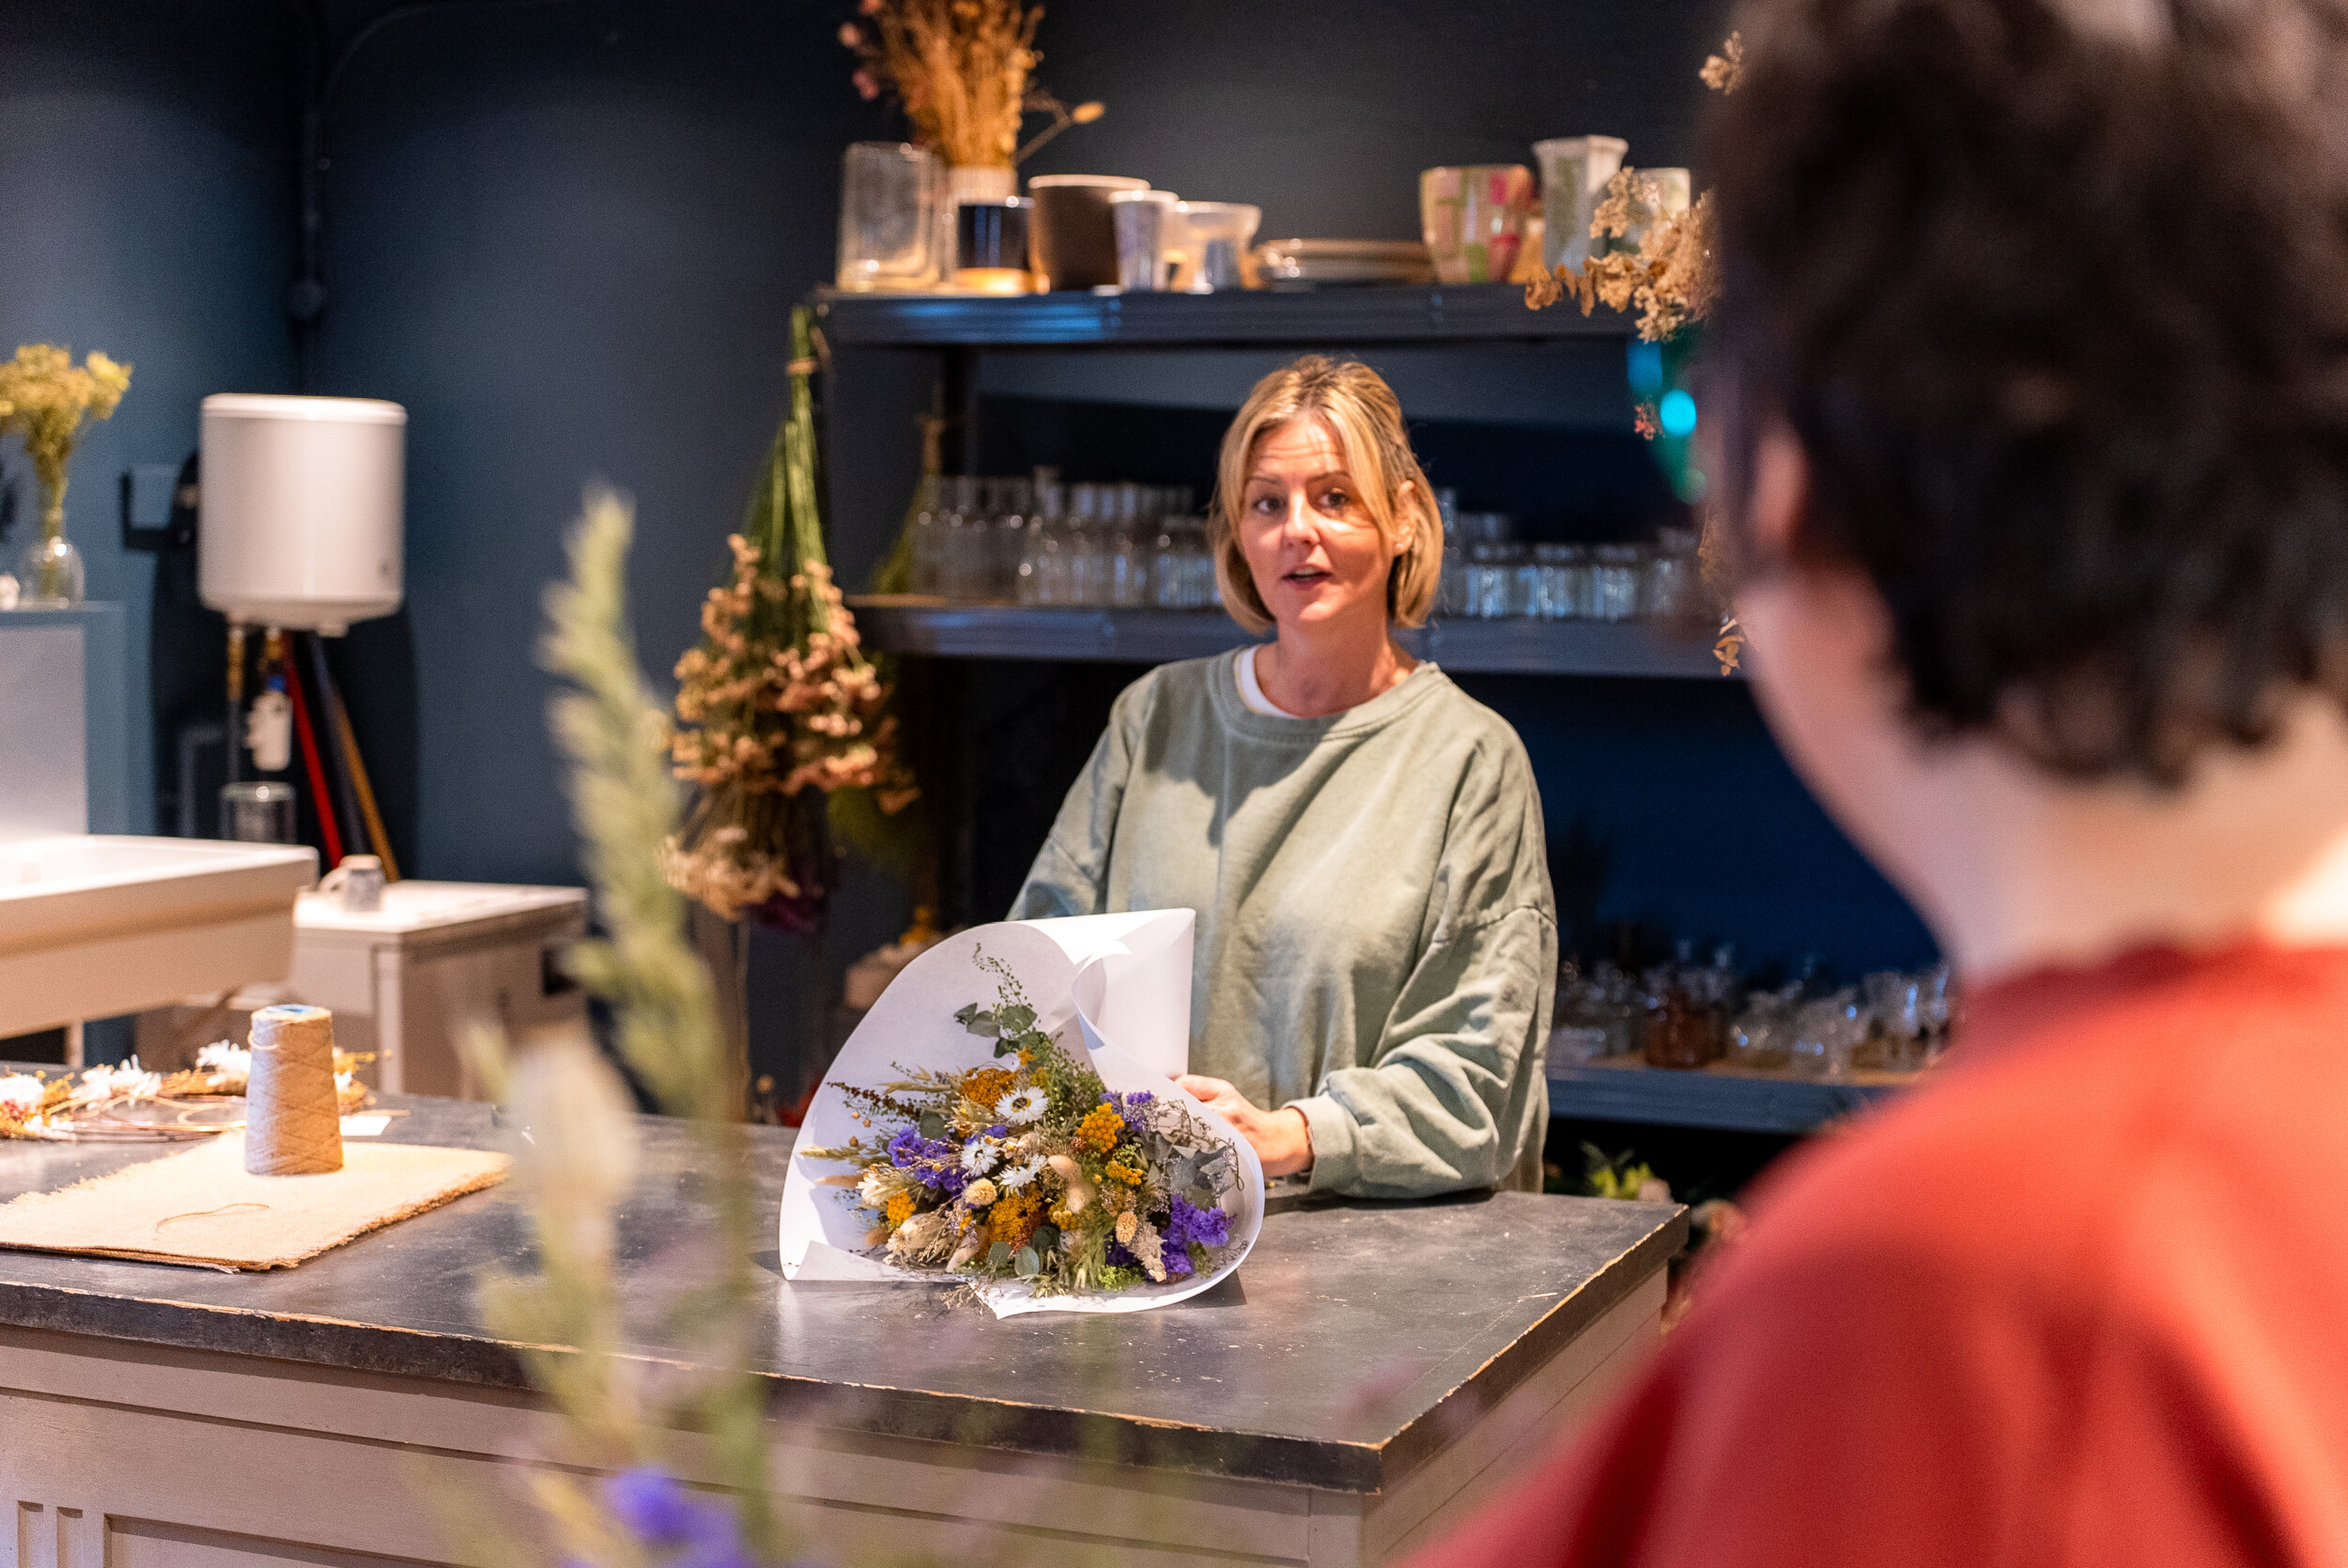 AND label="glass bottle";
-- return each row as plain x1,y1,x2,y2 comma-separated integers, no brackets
907,474,945,597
